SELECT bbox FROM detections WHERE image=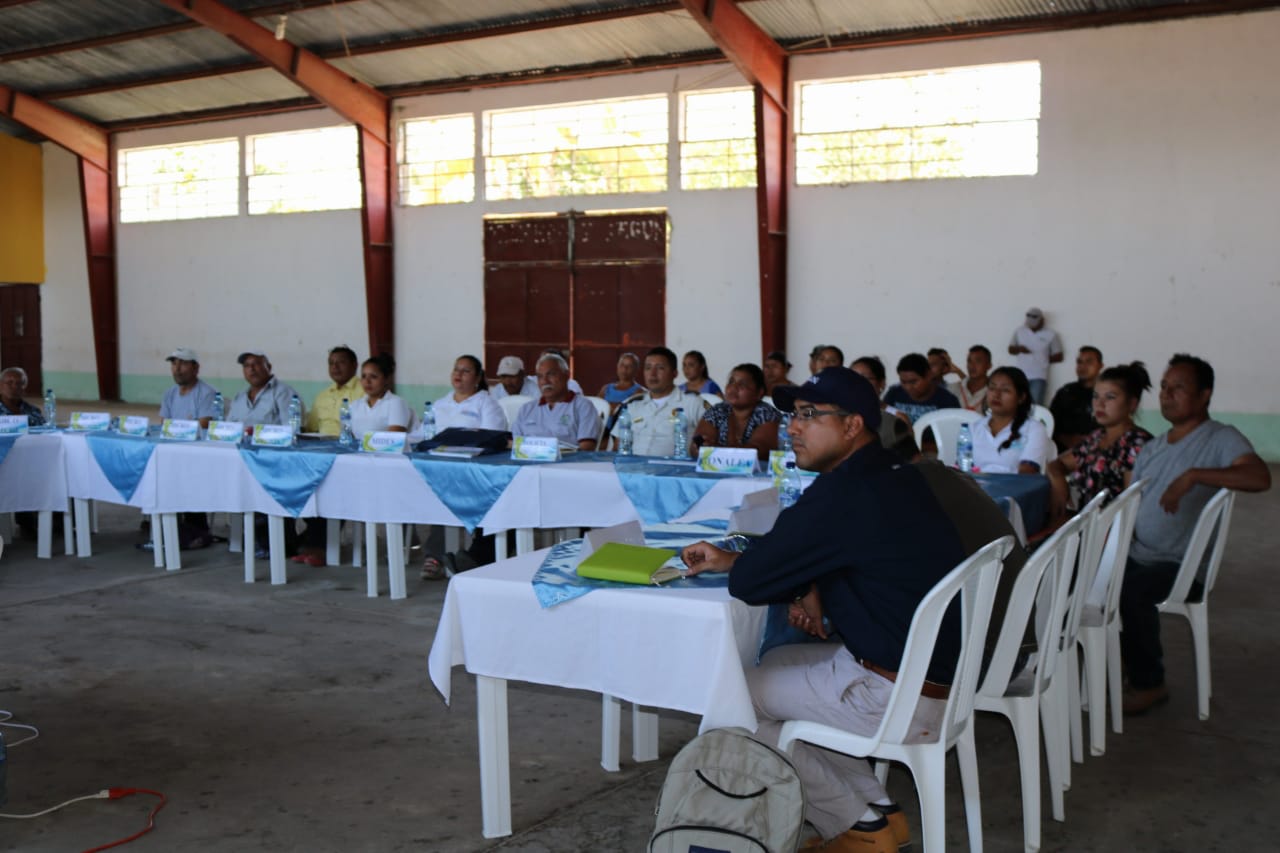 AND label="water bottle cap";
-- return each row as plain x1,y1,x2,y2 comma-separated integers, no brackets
785,461,796,470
